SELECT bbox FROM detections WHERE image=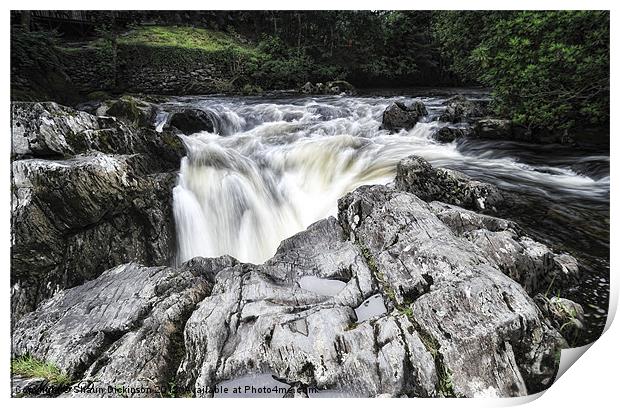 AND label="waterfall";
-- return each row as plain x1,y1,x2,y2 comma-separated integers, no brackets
170,95,609,265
